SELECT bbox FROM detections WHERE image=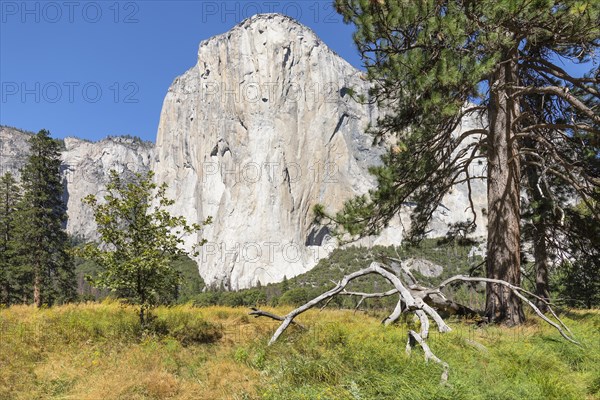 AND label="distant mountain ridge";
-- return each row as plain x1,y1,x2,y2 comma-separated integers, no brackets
0,125,154,239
